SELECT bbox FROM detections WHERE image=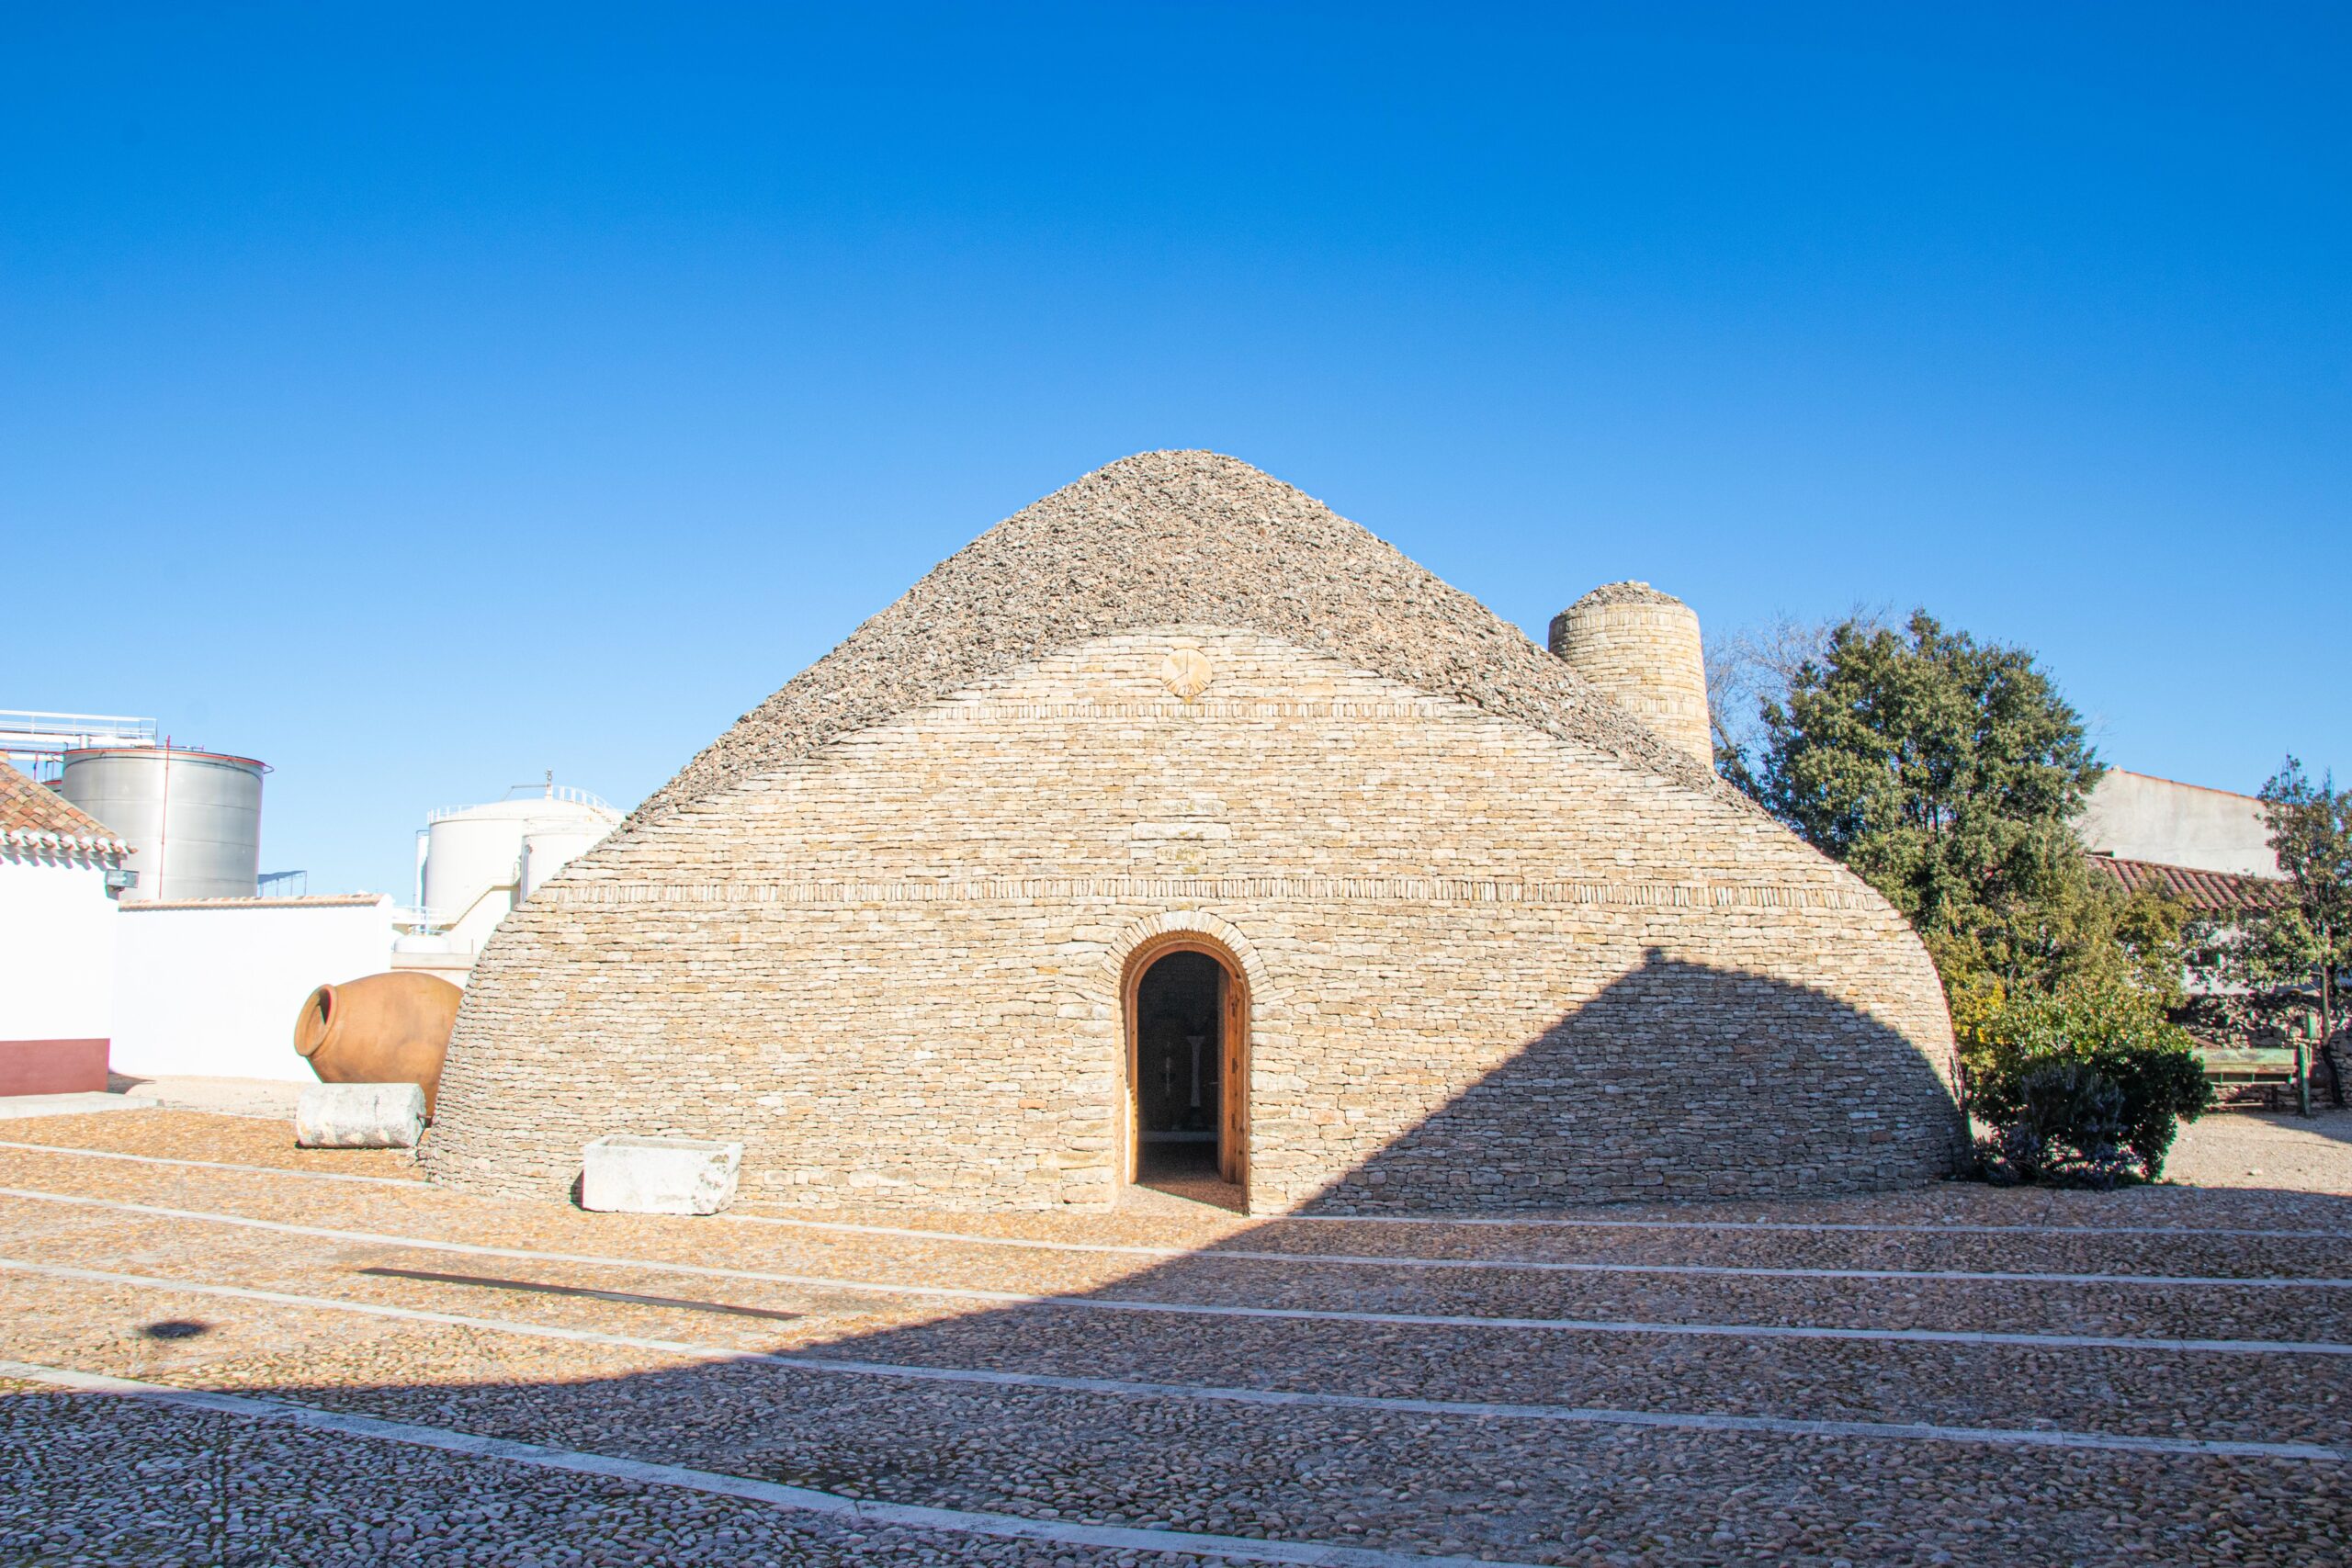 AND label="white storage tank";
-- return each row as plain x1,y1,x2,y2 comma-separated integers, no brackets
59,745,266,902
521,823,610,898
417,782,621,956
